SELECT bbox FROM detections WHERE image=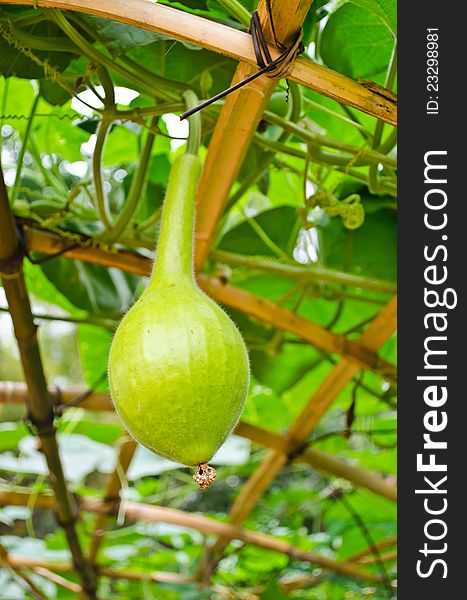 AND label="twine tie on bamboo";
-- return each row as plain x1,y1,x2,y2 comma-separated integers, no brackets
180,6,304,120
